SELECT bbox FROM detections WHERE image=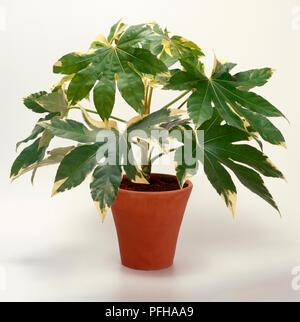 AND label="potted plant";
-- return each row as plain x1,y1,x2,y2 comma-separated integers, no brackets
11,20,286,270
